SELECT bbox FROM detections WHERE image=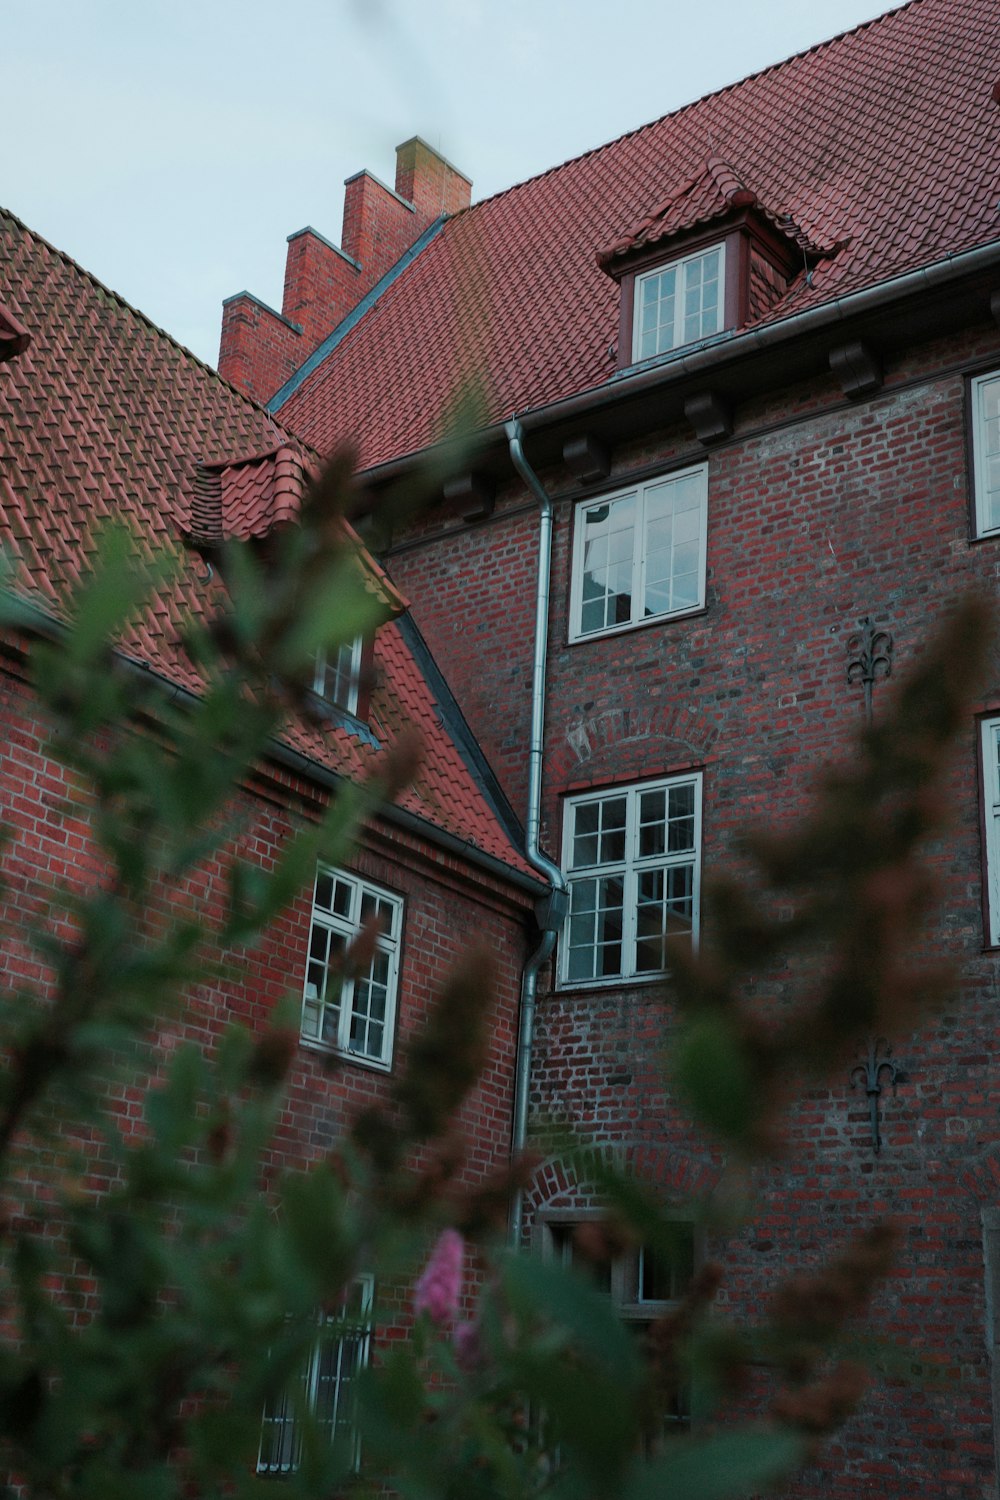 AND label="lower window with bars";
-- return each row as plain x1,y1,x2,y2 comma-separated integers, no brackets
257,1276,373,1476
